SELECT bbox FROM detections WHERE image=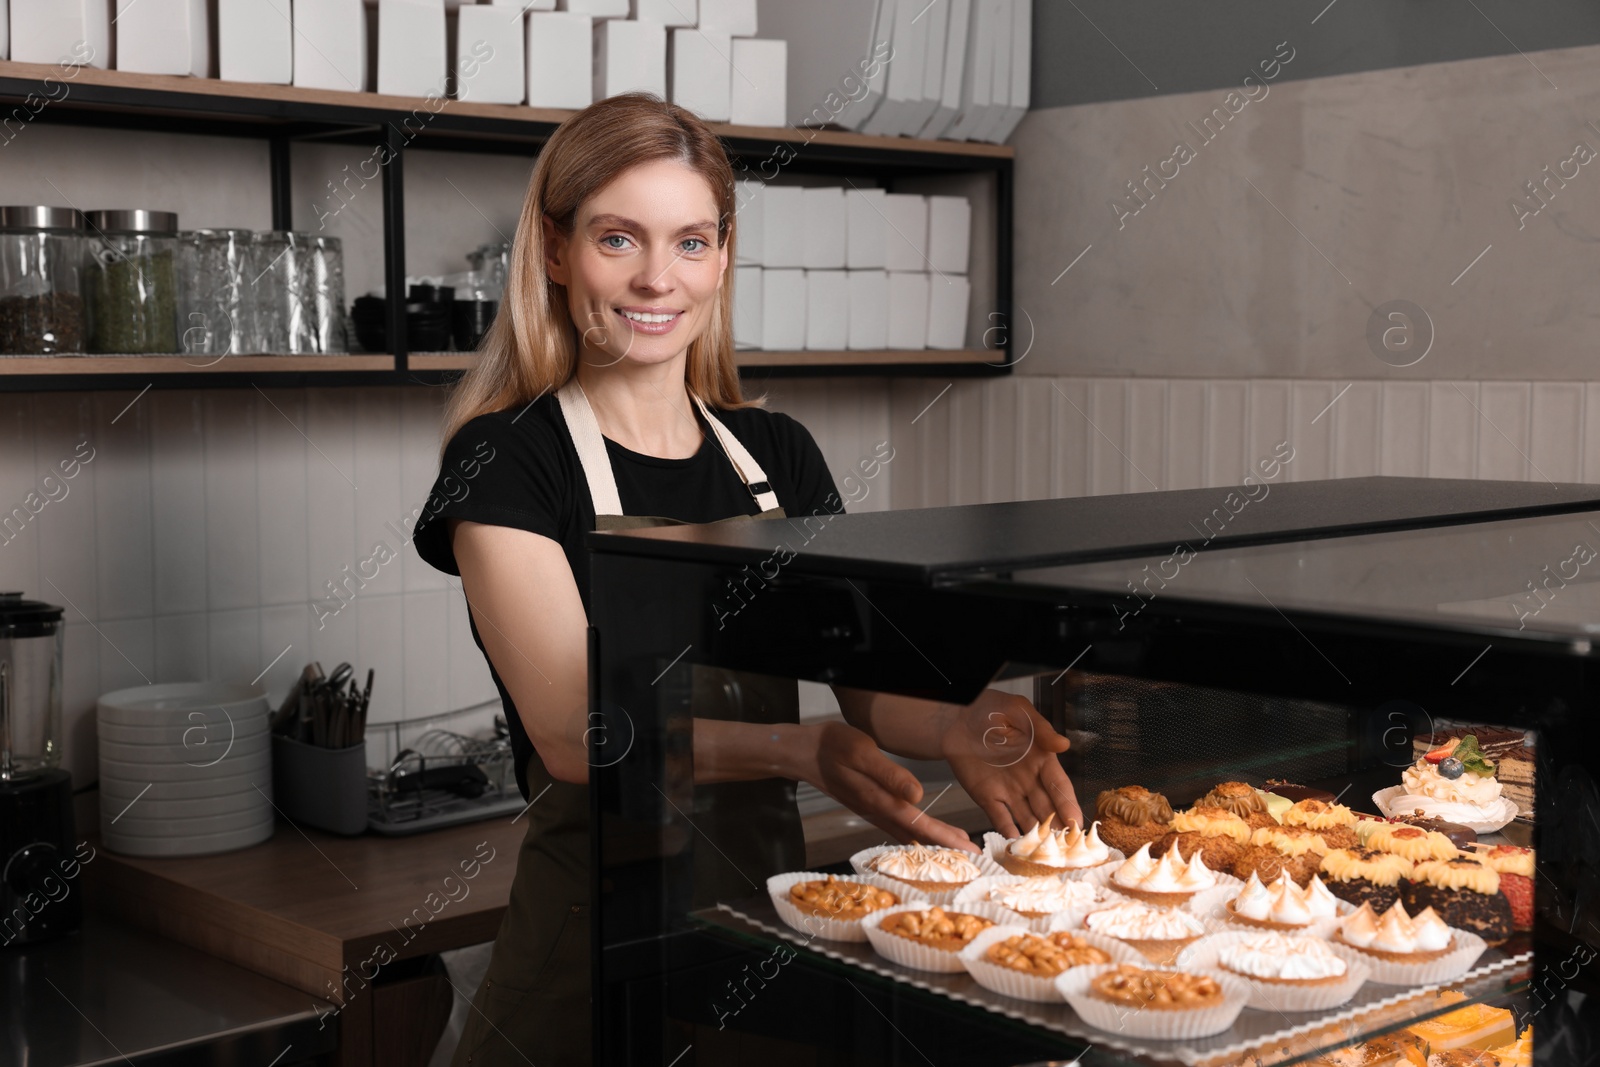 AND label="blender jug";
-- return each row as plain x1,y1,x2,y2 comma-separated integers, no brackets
0,592,80,948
